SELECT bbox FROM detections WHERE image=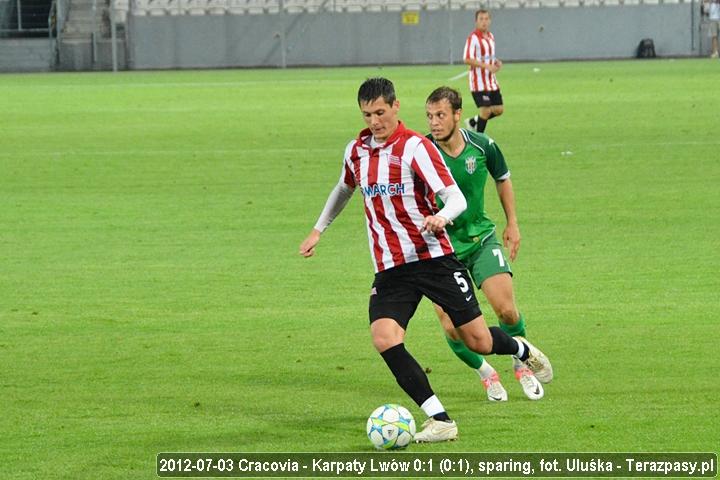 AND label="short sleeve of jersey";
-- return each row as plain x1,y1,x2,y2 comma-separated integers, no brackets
486,140,509,181
410,136,456,193
467,130,509,181
340,141,357,188
464,33,478,61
